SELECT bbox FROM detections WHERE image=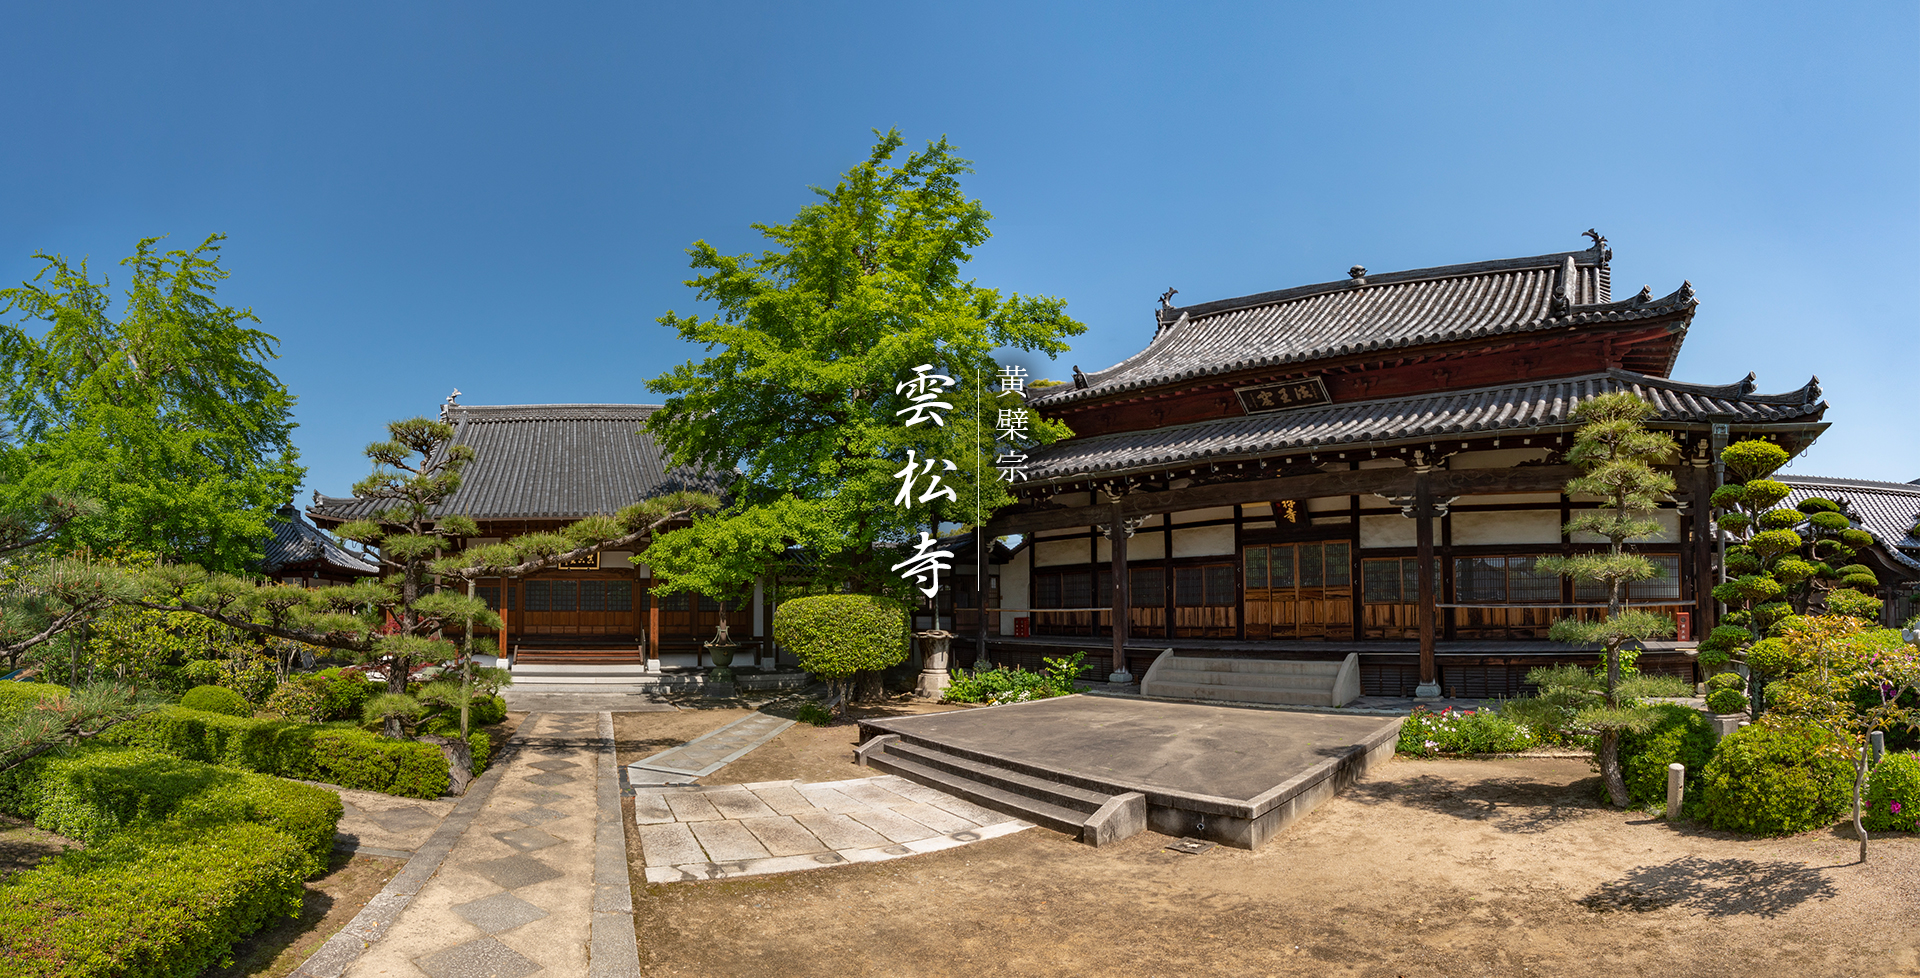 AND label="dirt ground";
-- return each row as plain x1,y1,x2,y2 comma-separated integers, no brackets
612,702,1920,978
0,812,78,882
